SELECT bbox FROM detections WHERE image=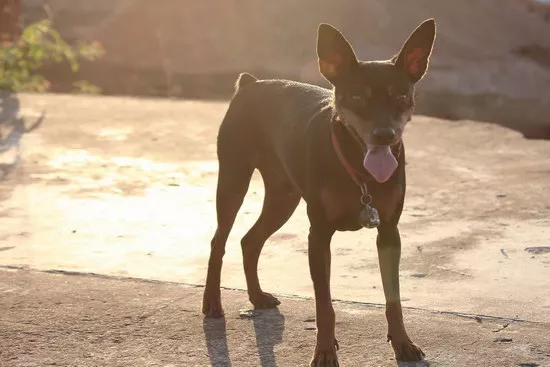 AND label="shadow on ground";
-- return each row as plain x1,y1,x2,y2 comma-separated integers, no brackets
0,93,44,179
203,309,285,367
